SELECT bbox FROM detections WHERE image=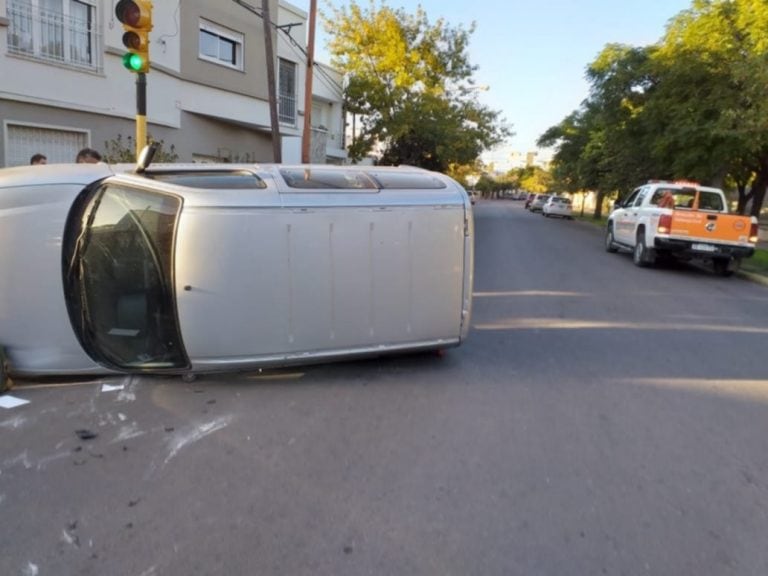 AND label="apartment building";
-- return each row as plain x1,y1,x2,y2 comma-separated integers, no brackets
0,0,346,167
